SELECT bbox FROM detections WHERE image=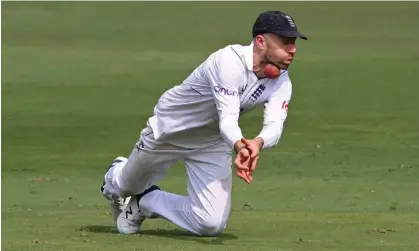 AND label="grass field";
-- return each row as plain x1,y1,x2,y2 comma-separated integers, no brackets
2,2,419,251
